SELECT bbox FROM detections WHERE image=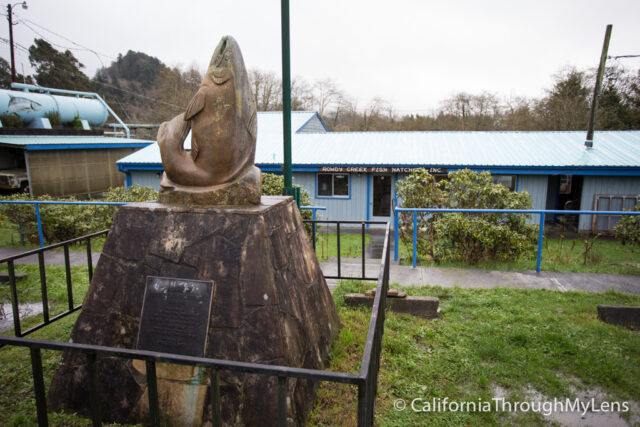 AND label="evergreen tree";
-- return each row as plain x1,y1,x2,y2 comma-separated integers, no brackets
28,38,92,91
